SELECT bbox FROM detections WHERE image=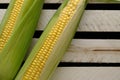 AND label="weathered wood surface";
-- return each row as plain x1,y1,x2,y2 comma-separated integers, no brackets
0,0,119,3
51,67,120,80
38,10,120,31
0,0,120,80
28,39,120,63
1,10,120,31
